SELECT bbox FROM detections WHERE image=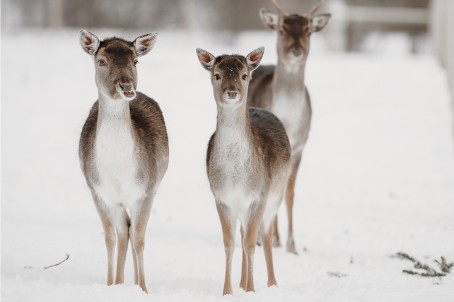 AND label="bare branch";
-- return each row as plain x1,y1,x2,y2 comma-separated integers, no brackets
44,253,70,270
